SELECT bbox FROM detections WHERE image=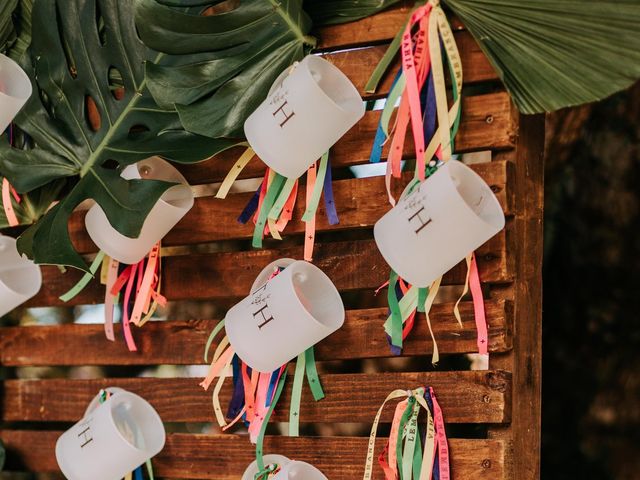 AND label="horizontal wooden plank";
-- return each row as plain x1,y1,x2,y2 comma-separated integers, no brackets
1,370,511,424
323,30,498,99
1,431,506,479
28,232,511,307
178,92,515,185
68,161,512,253
315,1,466,50
1,300,512,366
